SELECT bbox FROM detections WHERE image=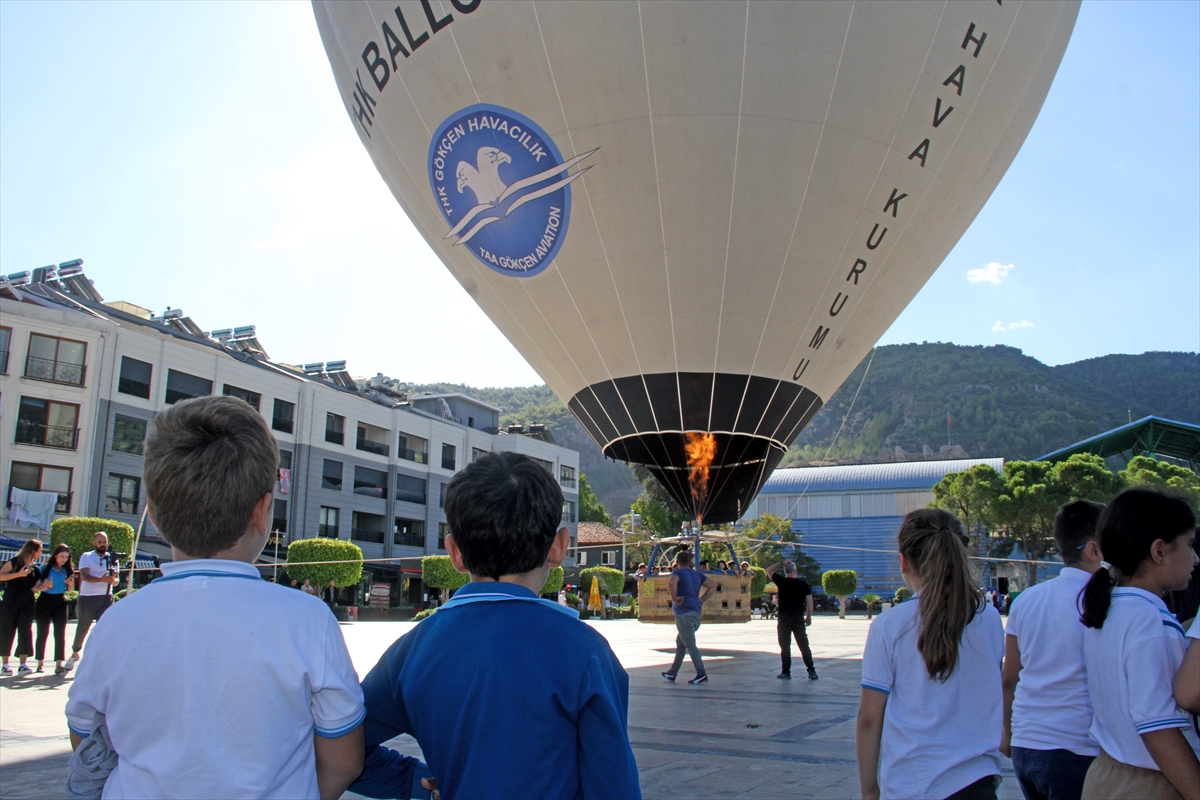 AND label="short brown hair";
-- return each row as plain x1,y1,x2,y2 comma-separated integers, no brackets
144,396,278,557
